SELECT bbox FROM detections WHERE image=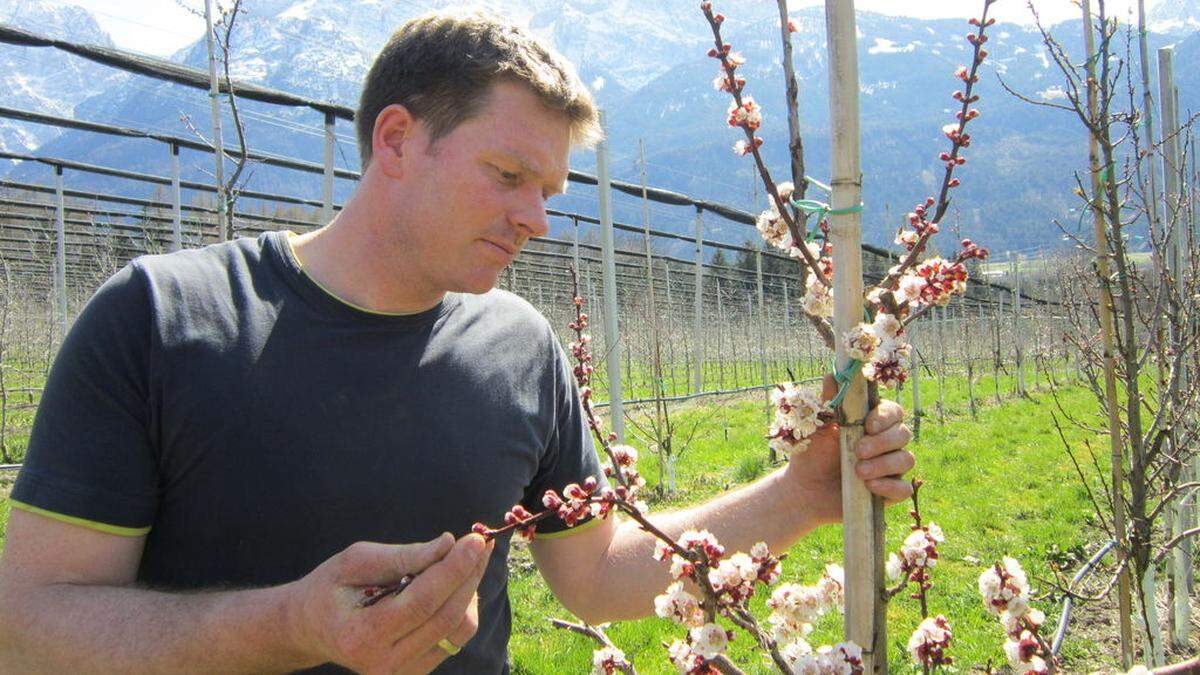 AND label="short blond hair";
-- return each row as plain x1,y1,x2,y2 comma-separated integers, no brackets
356,10,601,169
